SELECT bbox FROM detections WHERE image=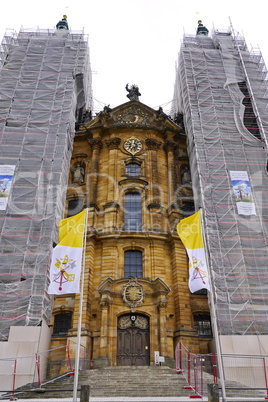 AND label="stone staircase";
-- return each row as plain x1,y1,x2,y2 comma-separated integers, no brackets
5,366,265,400
4,366,194,399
